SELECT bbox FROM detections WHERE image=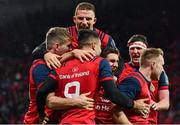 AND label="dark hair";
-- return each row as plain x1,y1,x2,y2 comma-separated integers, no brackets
78,29,99,48
101,47,120,58
127,34,148,47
